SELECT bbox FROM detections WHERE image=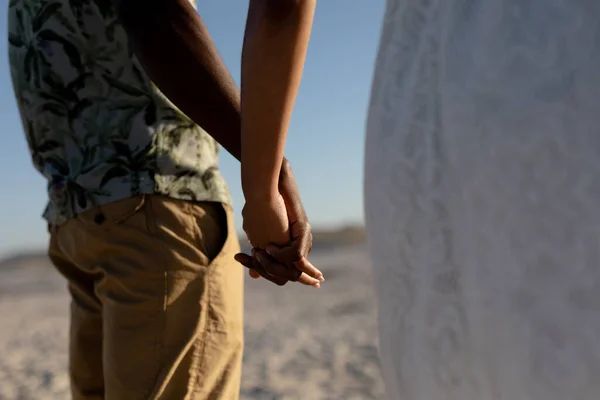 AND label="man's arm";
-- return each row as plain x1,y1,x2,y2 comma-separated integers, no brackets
240,0,316,201
115,0,243,160
114,0,322,285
